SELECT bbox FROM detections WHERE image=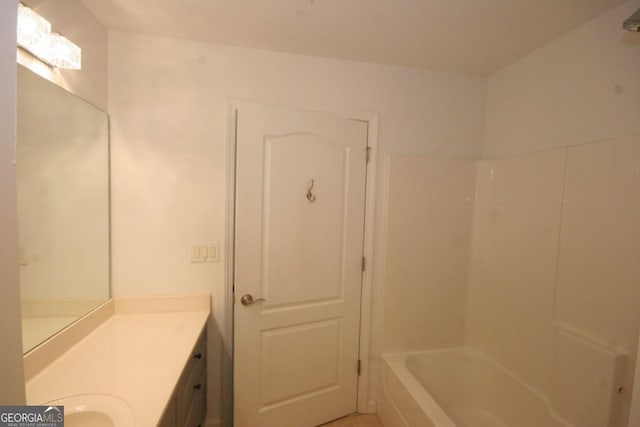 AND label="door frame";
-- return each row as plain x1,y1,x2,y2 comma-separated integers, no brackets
223,100,378,423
